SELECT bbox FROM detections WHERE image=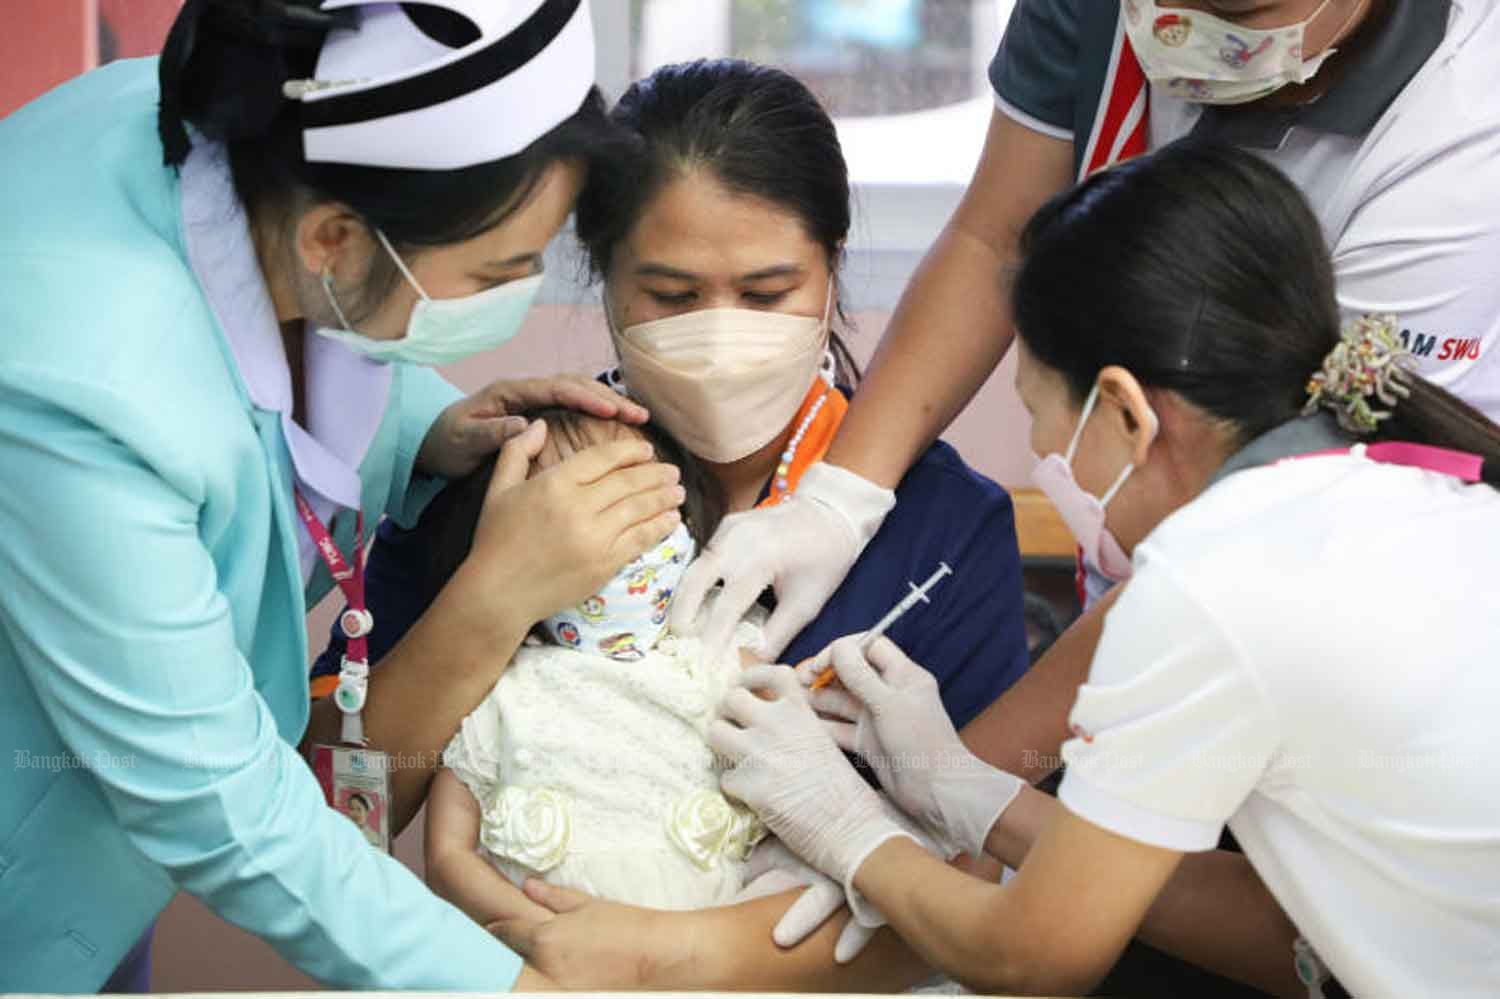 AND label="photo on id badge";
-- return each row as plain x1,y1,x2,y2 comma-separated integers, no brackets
313,743,392,851
338,785,387,849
